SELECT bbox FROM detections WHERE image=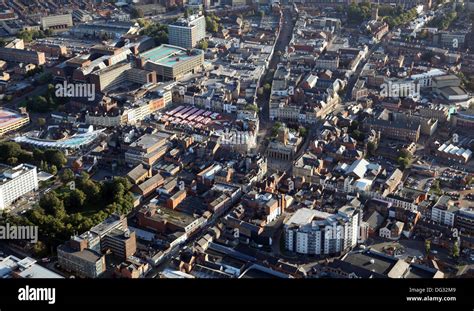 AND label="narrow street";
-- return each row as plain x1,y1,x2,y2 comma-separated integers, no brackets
254,6,296,157
343,42,382,102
